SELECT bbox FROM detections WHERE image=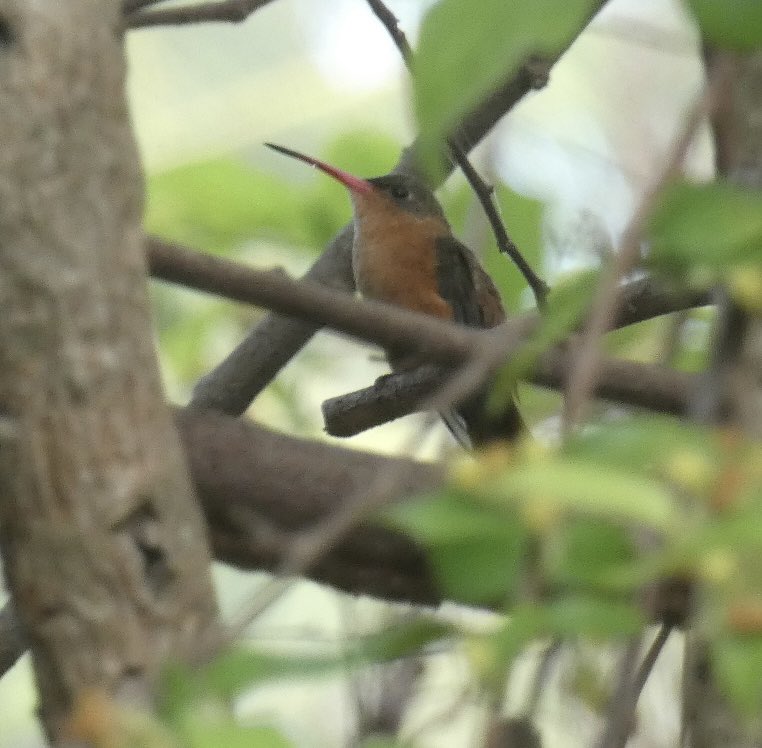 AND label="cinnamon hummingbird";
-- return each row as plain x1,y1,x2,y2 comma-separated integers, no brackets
265,142,523,447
